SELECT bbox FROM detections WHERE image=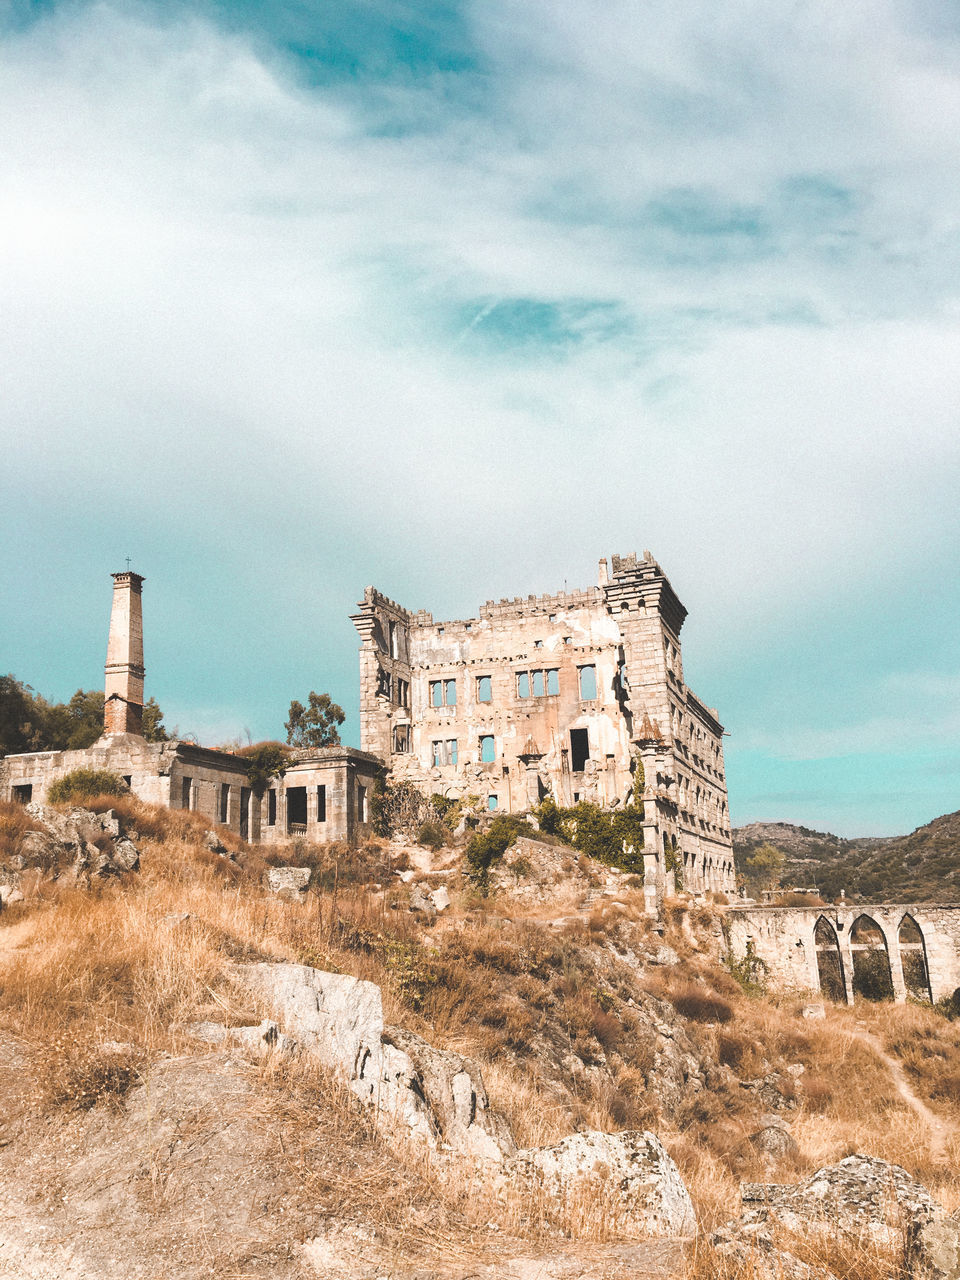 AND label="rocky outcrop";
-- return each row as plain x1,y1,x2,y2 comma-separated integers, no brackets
507,1130,696,1237
236,962,515,1161
1,805,139,896
234,961,695,1237
722,1155,960,1279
